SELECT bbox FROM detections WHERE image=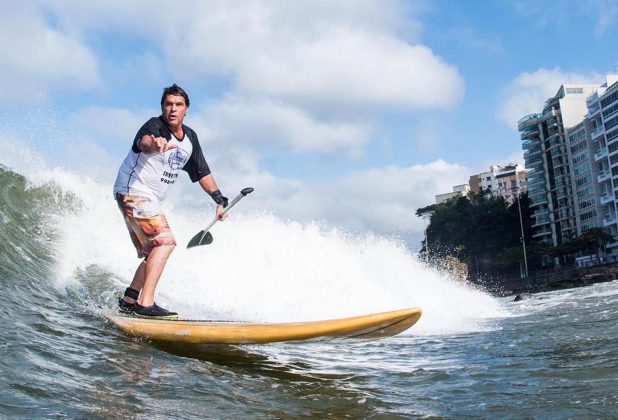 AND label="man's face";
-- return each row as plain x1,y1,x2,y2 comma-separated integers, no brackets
162,94,188,128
